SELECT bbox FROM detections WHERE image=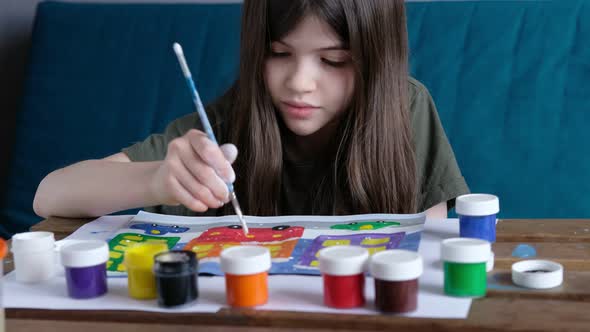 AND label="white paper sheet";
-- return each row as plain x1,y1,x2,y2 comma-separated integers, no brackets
4,214,470,318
